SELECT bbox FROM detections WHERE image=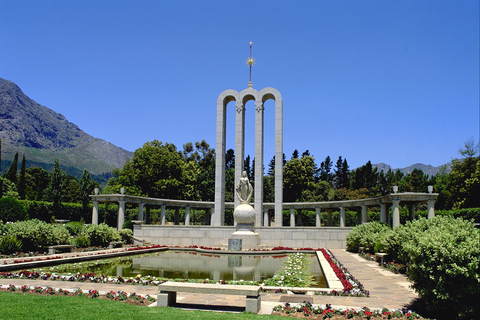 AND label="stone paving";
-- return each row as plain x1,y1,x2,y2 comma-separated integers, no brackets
0,249,419,315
